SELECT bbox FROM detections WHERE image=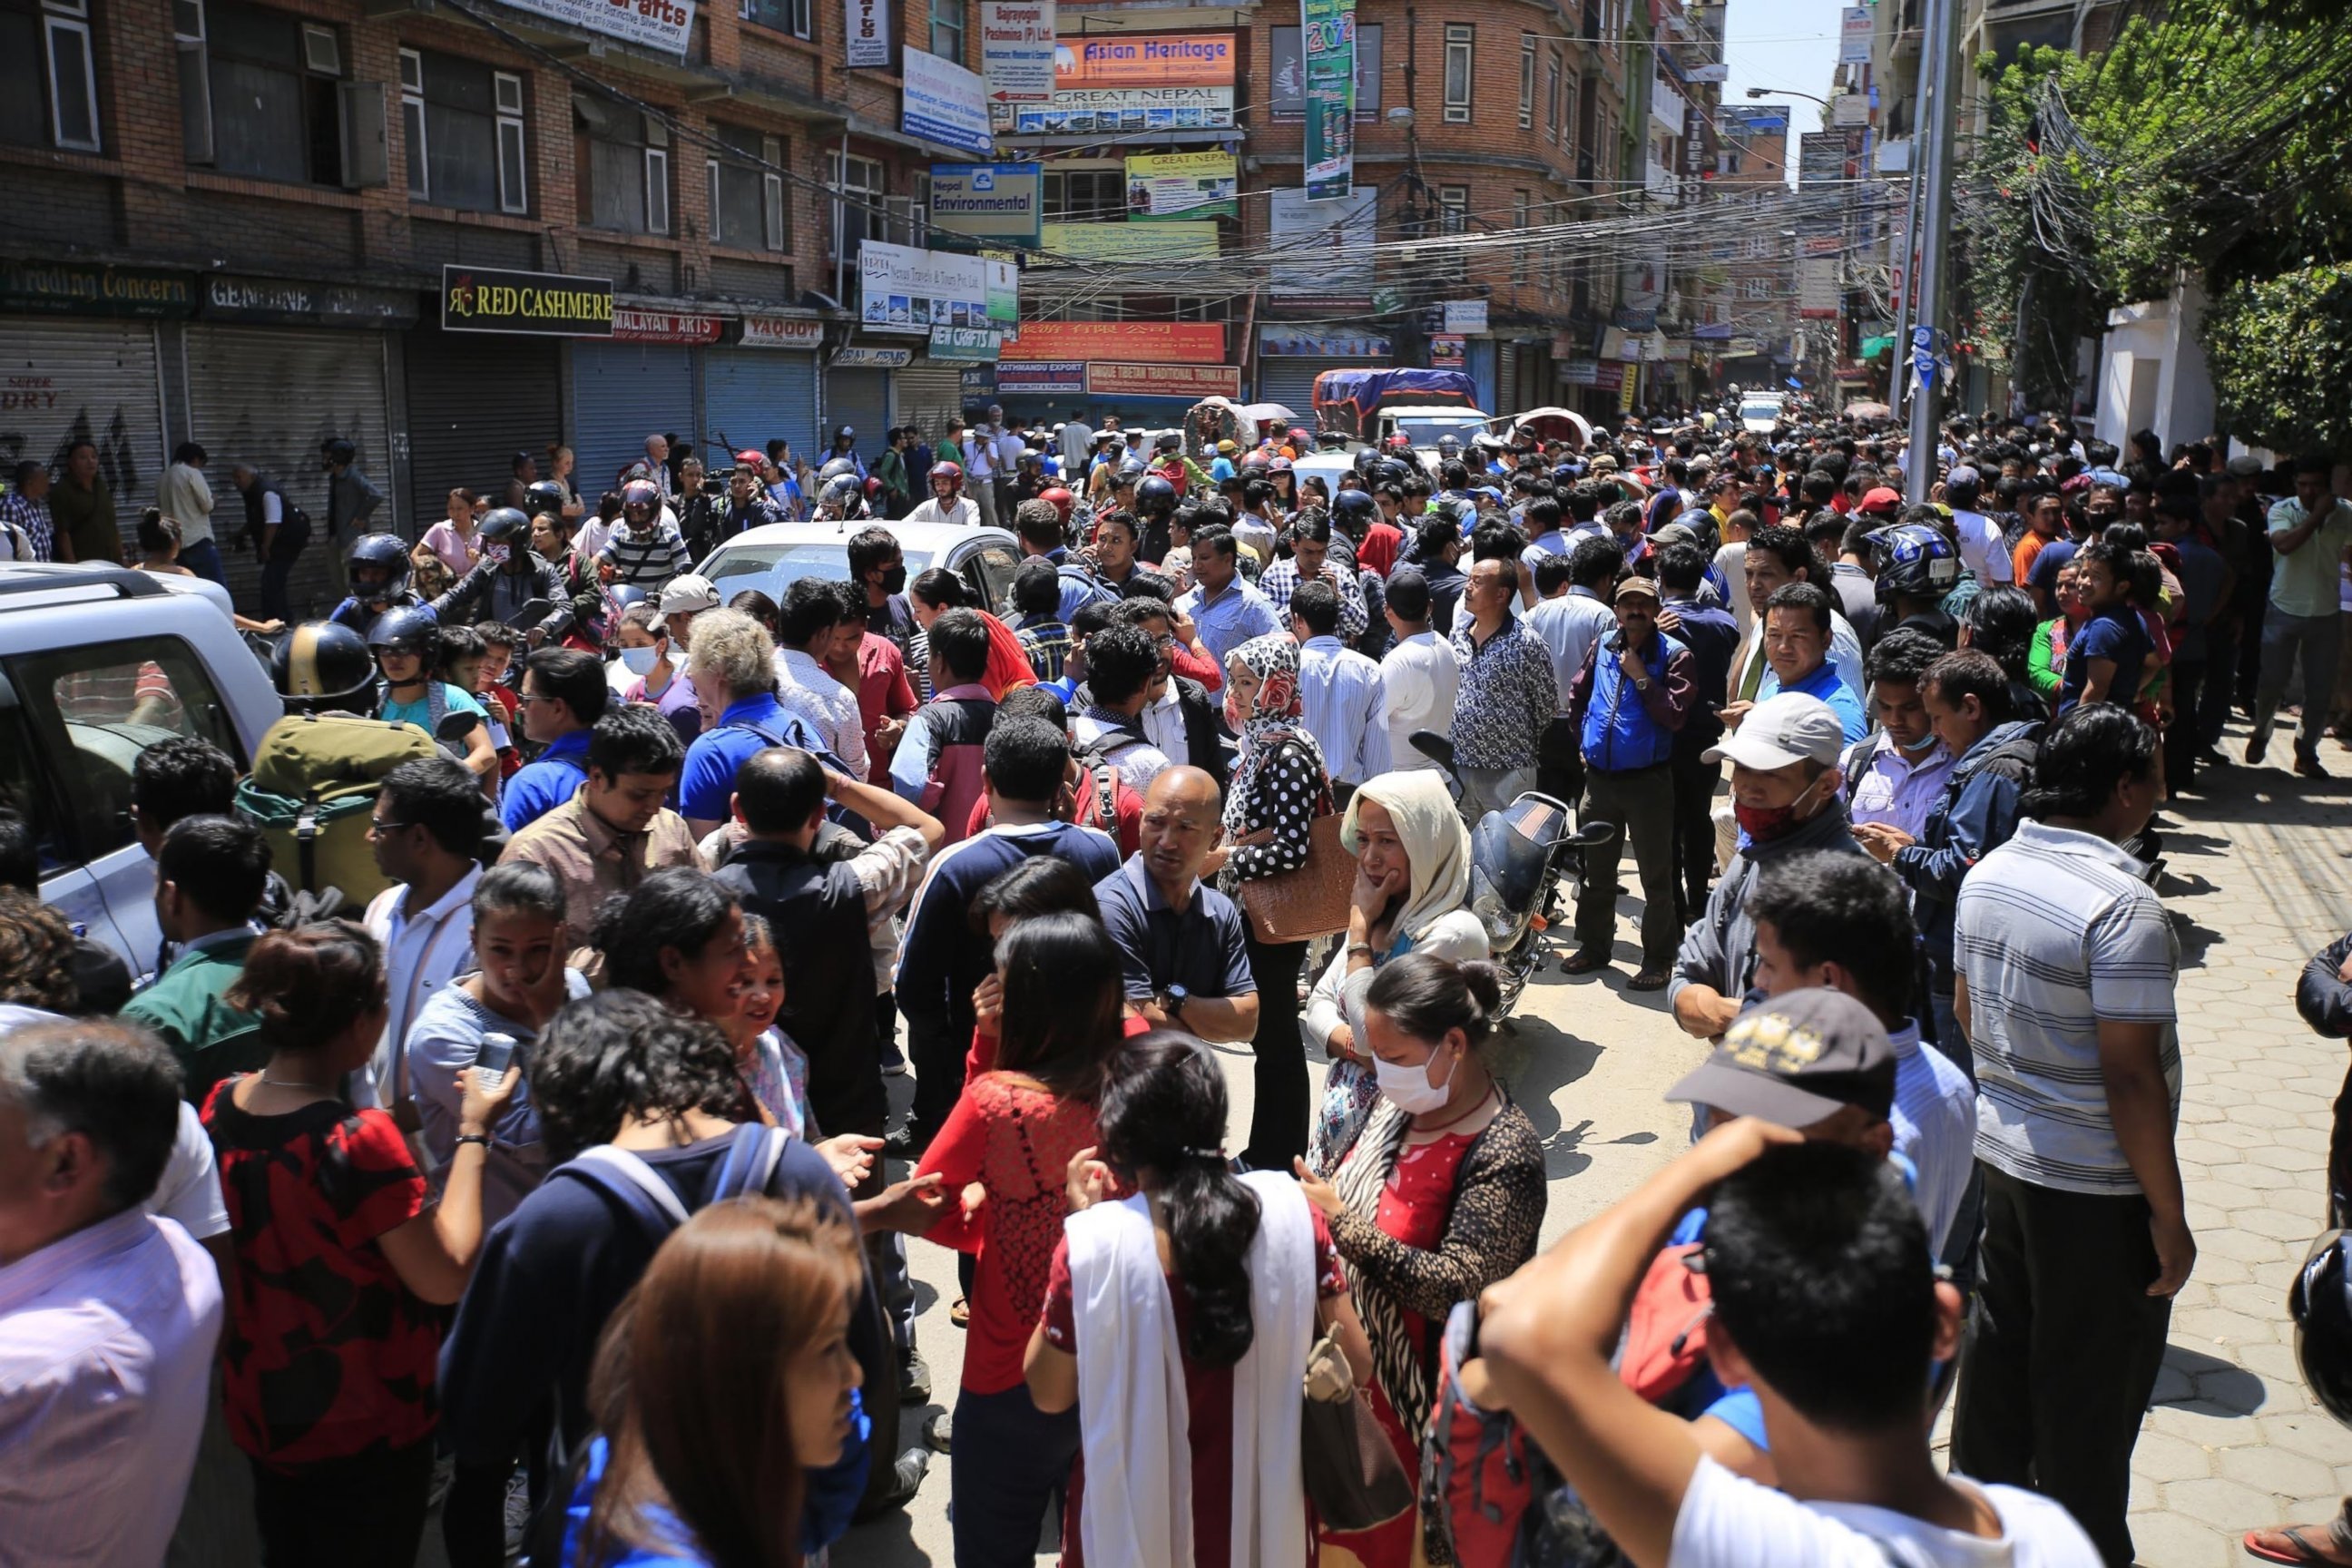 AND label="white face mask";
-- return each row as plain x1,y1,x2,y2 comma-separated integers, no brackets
620,645,661,676
1374,1046,1457,1115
